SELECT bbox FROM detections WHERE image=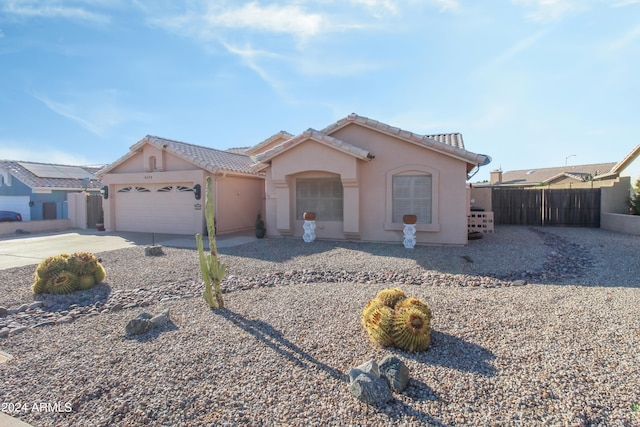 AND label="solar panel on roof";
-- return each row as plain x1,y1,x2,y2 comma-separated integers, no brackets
18,162,97,179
